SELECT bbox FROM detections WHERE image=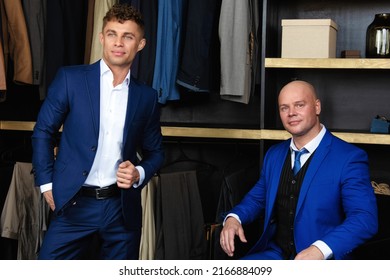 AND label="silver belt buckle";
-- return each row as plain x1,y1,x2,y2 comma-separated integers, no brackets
95,187,107,200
